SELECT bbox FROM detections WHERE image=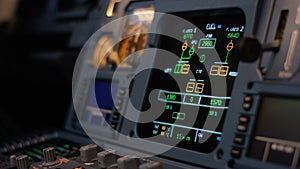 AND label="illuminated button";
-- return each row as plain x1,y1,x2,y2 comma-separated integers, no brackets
242,103,251,110
111,122,117,129
119,89,126,96
115,98,123,111
244,95,253,102
112,114,120,121
231,147,242,158
237,124,247,132
239,116,249,123
116,98,123,106
243,95,253,111
115,105,122,111
234,135,245,145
